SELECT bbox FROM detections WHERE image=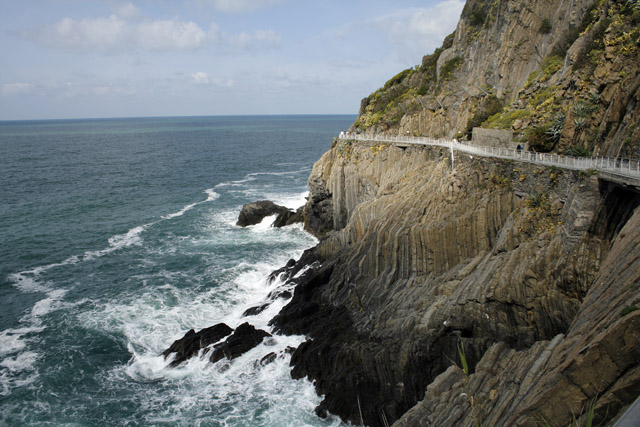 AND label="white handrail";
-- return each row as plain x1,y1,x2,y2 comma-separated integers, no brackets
337,133,640,179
